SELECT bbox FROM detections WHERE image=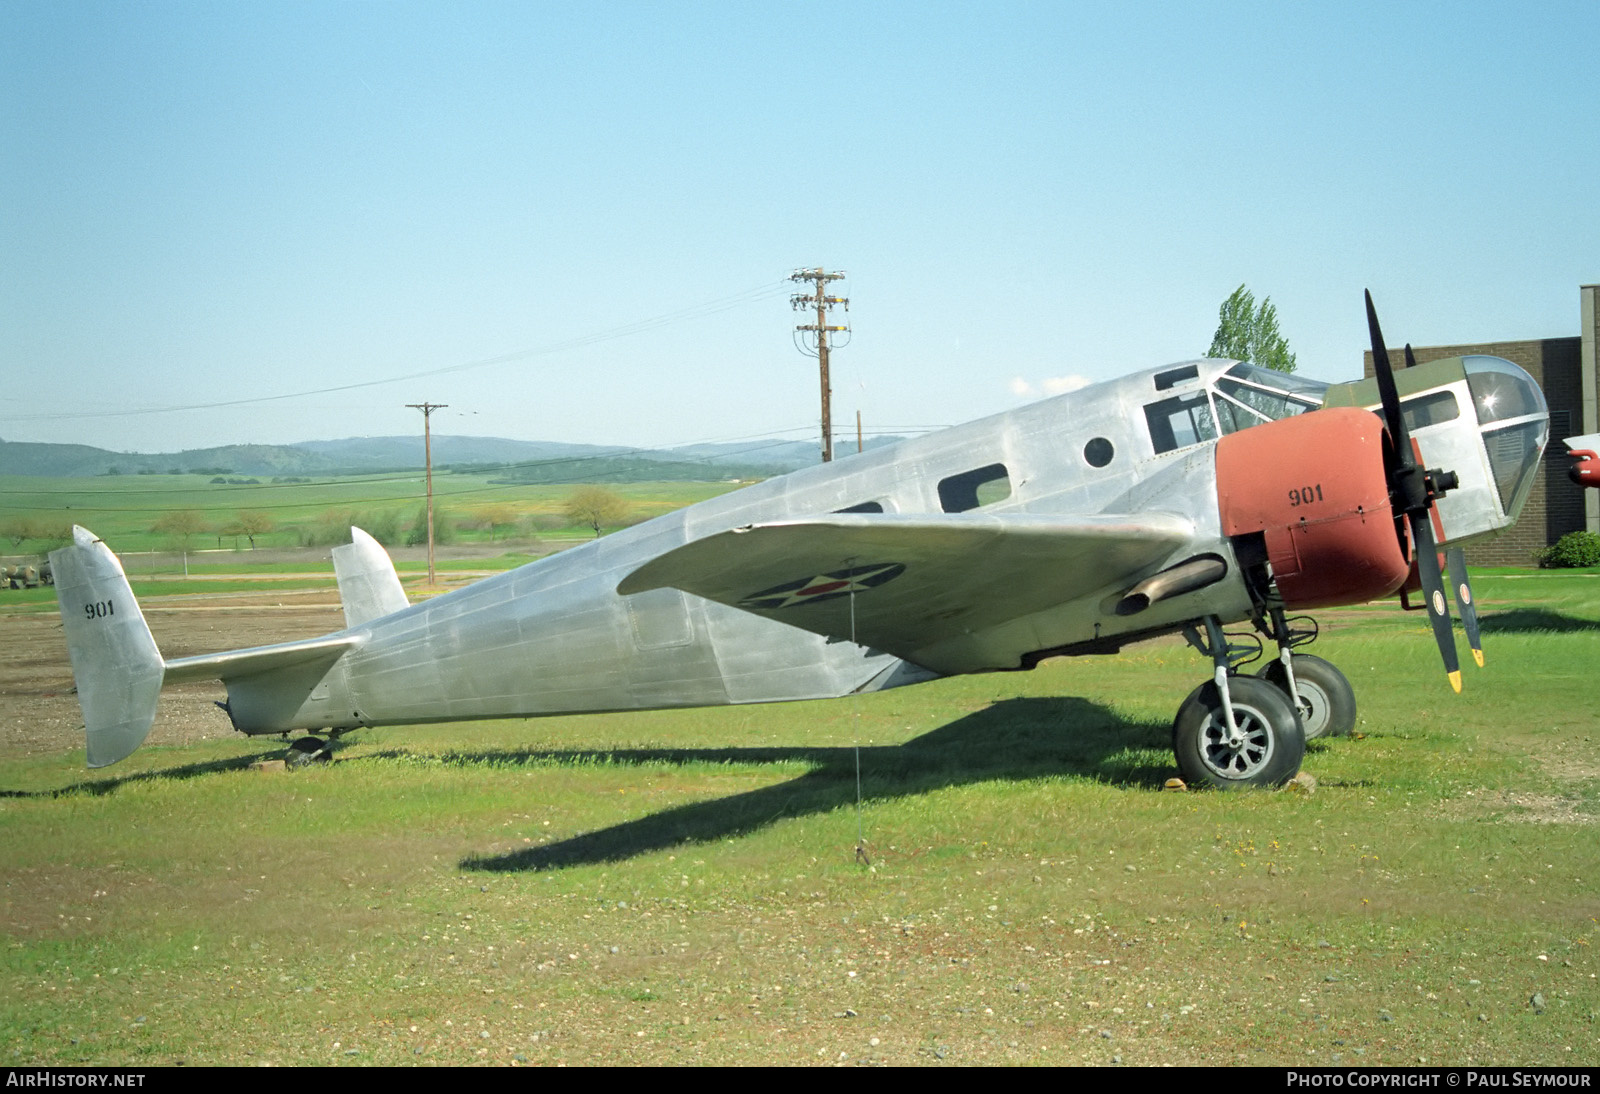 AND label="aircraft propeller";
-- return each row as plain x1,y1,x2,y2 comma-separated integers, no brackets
1364,290,1470,691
